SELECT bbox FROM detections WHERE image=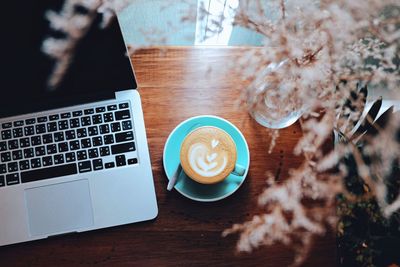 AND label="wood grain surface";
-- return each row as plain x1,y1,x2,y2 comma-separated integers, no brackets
0,47,336,266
